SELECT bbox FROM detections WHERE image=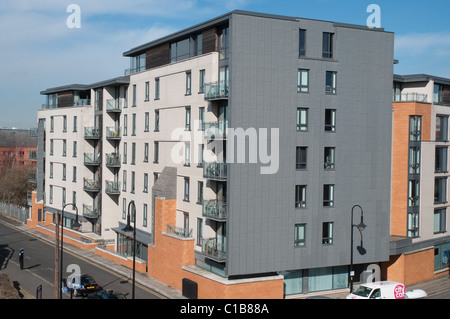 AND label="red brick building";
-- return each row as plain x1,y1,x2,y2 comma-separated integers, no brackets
0,129,37,171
